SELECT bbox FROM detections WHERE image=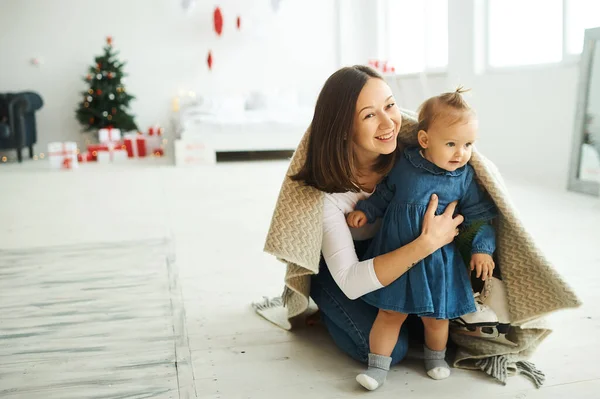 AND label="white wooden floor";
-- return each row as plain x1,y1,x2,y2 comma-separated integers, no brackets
0,159,599,398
